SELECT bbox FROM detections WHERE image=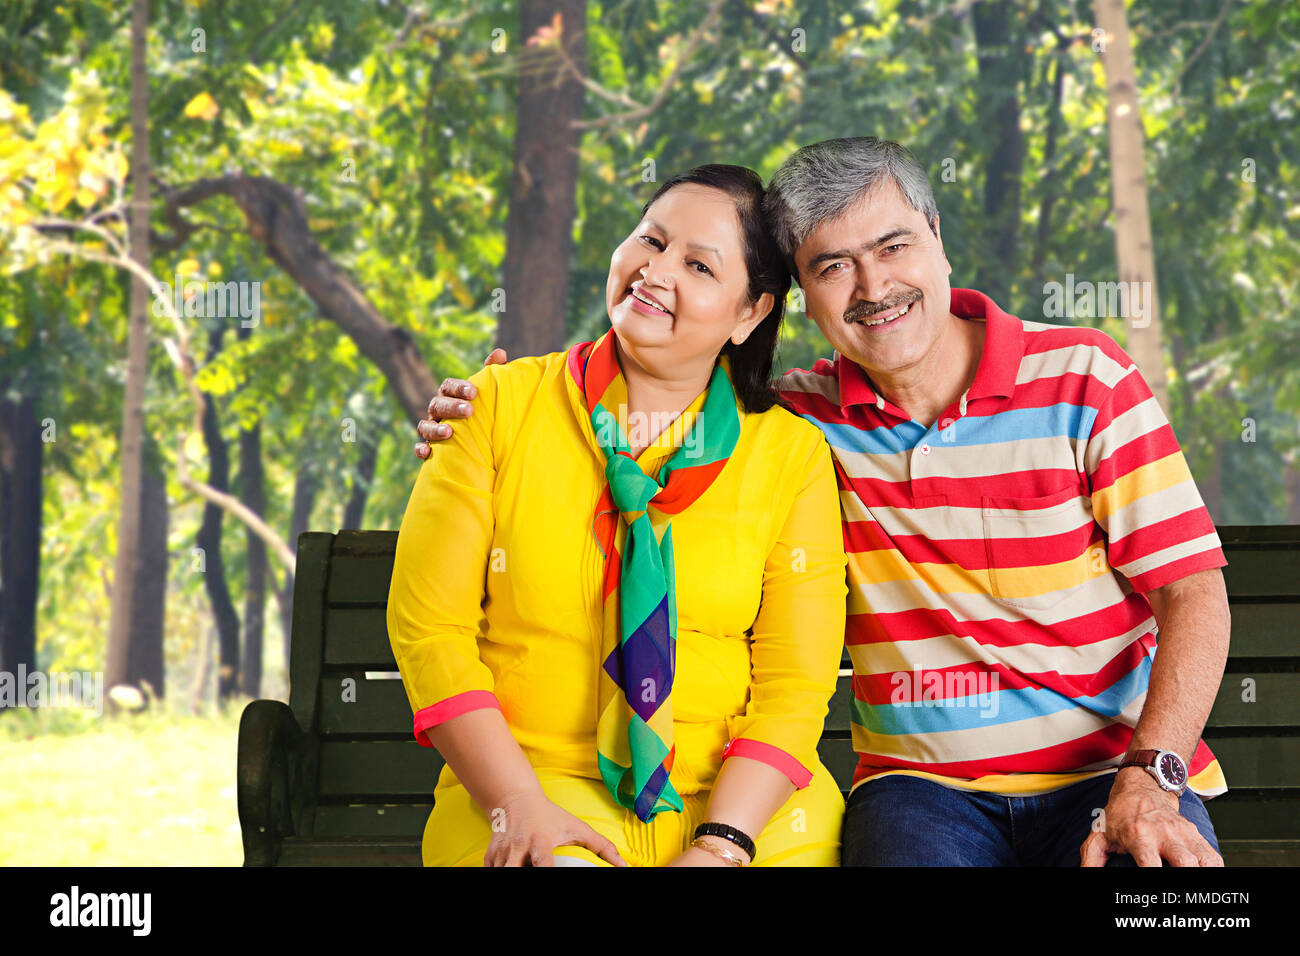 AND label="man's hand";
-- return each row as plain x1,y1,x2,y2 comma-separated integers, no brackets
1080,767,1223,867
414,348,508,459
